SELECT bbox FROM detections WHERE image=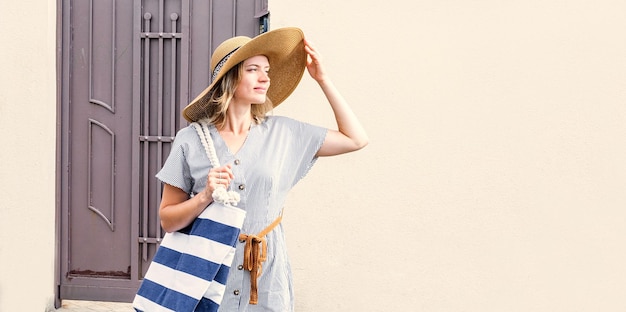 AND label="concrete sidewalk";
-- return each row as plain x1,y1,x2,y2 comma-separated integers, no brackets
55,300,134,312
